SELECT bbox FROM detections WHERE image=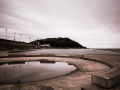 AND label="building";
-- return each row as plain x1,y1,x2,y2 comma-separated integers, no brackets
40,44,50,47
